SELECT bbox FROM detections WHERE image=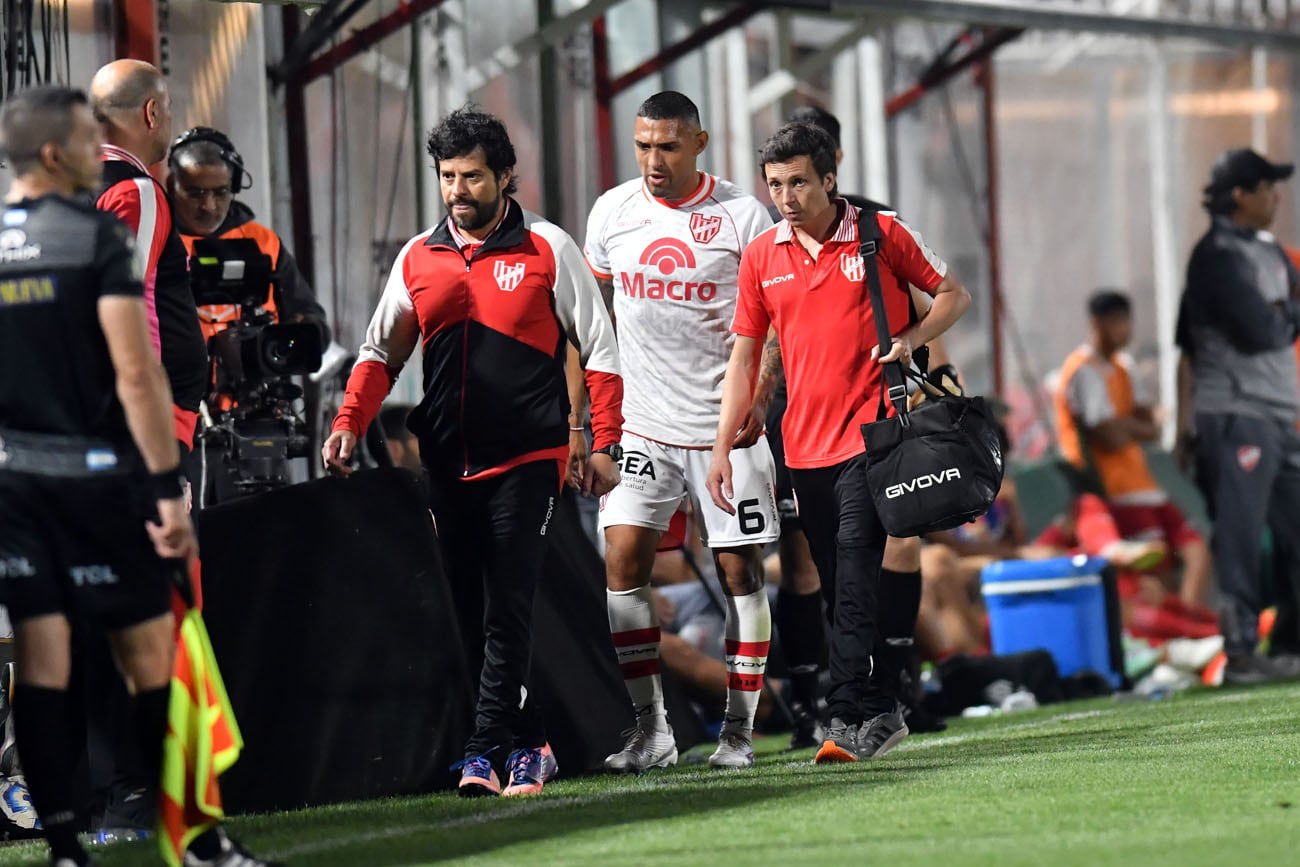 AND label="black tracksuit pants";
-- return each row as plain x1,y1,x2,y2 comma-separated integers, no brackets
1194,412,1300,657
789,453,894,723
427,459,559,764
